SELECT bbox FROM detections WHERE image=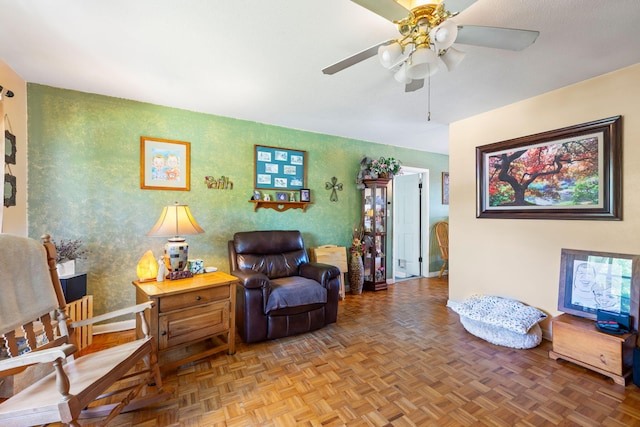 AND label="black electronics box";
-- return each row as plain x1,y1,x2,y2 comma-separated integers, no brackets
597,309,631,330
